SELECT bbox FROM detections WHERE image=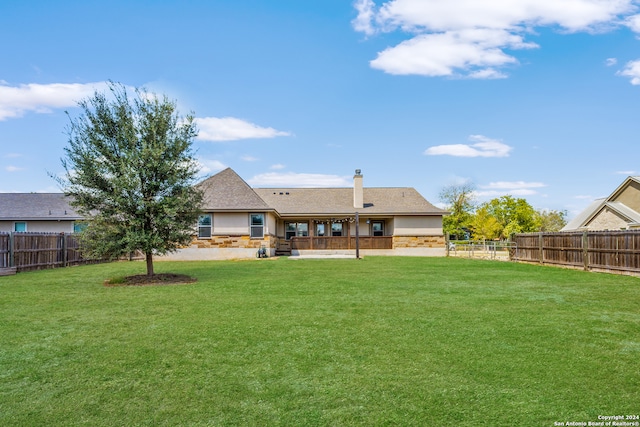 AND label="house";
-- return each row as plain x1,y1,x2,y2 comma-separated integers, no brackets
163,168,448,259
0,193,84,233
562,176,640,231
